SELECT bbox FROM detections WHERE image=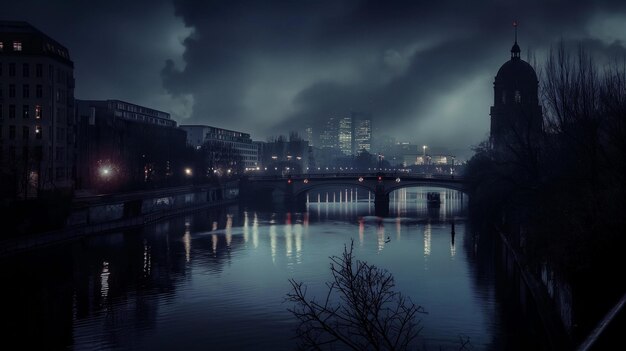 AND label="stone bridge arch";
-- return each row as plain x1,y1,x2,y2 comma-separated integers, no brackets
243,174,468,216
